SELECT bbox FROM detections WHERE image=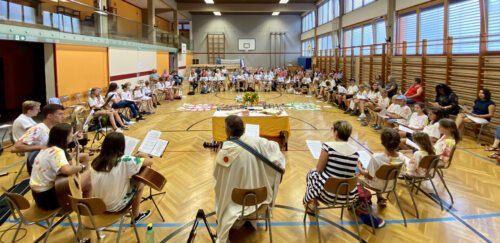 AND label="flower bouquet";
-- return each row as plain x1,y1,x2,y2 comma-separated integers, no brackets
242,92,259,106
